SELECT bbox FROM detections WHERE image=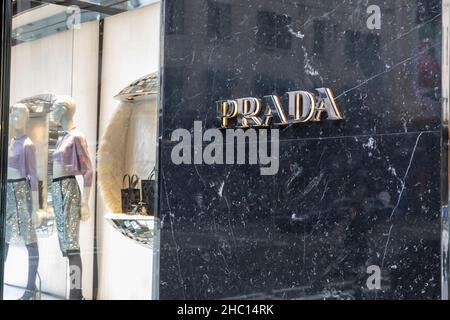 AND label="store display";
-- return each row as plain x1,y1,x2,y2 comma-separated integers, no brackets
105,214,155,249
16,93,55,231
5,103,40,300
114,73,158,101
121,174,141,213
17,94,54,116
141,168,156,215
2,1,161,300
51,176,82,255
98,73,158,213
6,176,37,245
50,95,93,300
40,122,63,238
